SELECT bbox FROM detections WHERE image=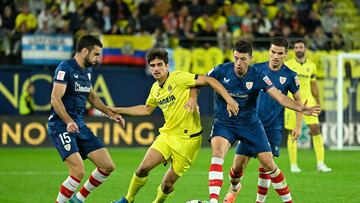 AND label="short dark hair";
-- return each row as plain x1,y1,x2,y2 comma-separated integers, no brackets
233,40,253,56
146,48,168,64
270,36,289,51
76,35,102,53
294,39,306,47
